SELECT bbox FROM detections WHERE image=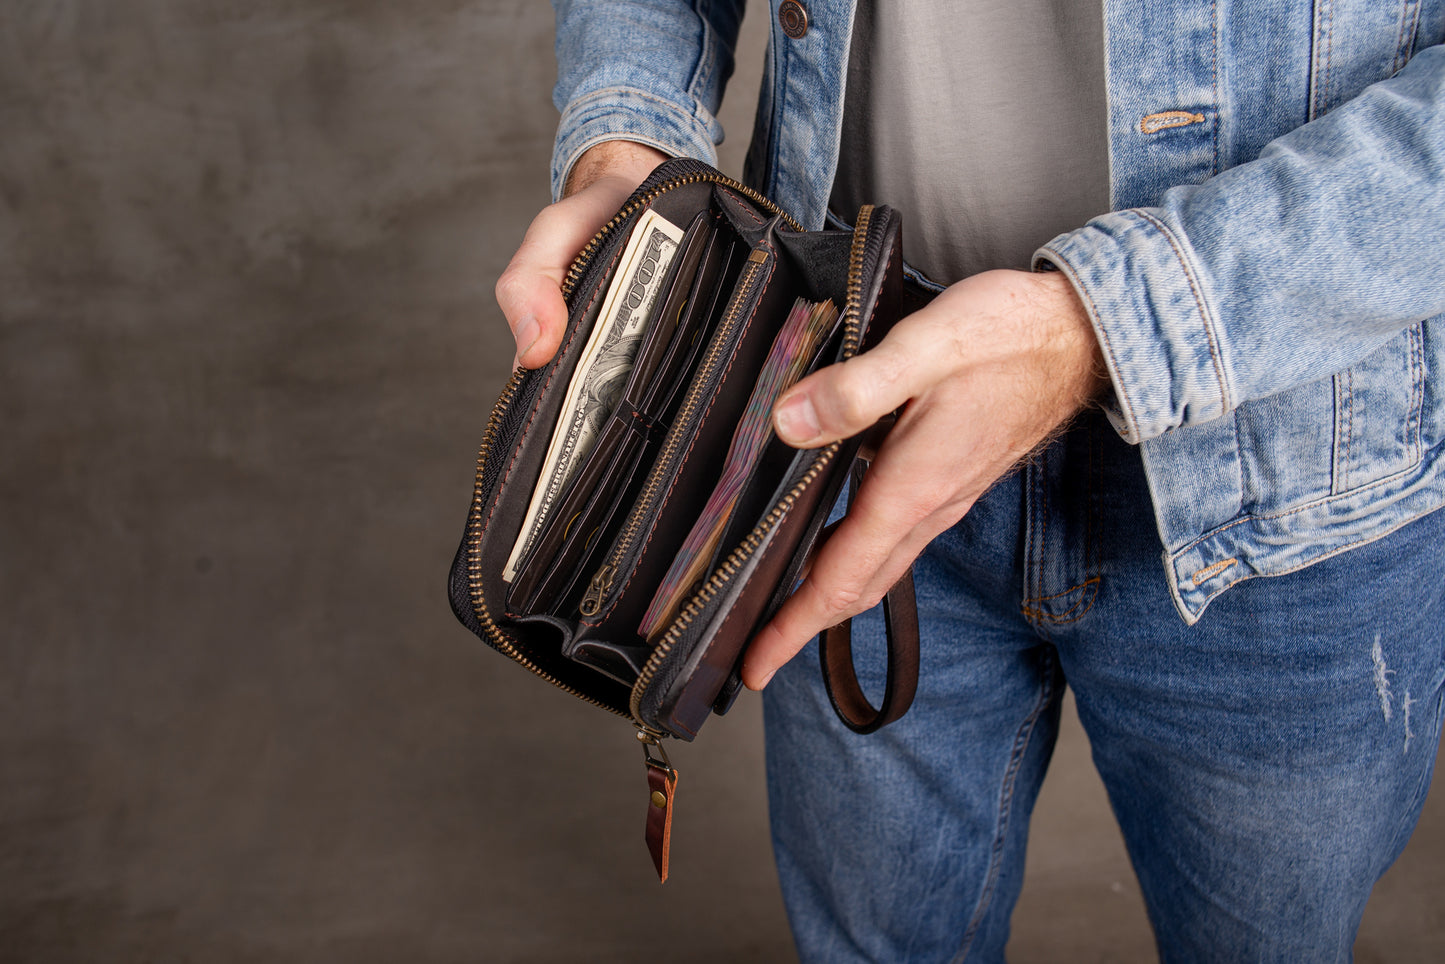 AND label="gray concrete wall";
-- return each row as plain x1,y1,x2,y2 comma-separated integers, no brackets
1,3,1440,961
